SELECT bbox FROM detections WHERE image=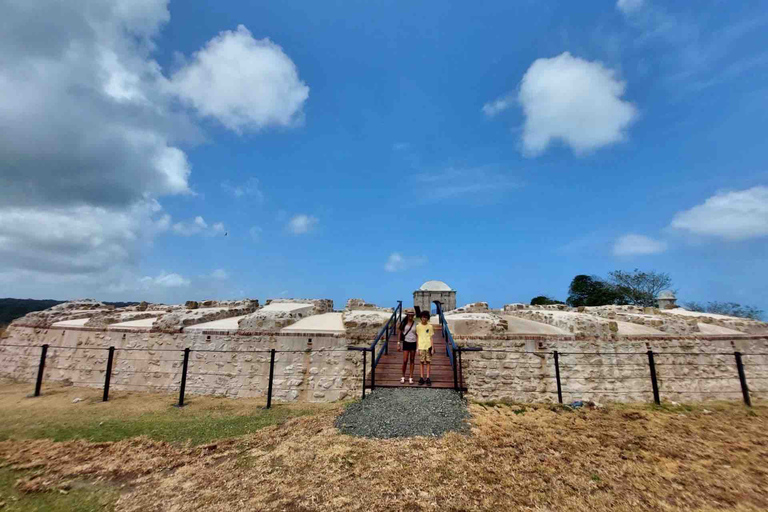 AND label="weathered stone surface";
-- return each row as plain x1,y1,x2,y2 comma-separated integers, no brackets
345,298,392,312
343,310,391,339
10,300,109,328
155,306,256,333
